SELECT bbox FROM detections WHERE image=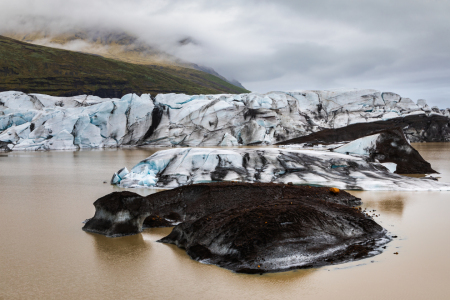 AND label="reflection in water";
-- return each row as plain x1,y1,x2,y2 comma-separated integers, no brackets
377,197,405,216
145,227,319,283
1,144,450,299
89,233,150,257
142,227,174,241
412,142,450,182
349,191,407,217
